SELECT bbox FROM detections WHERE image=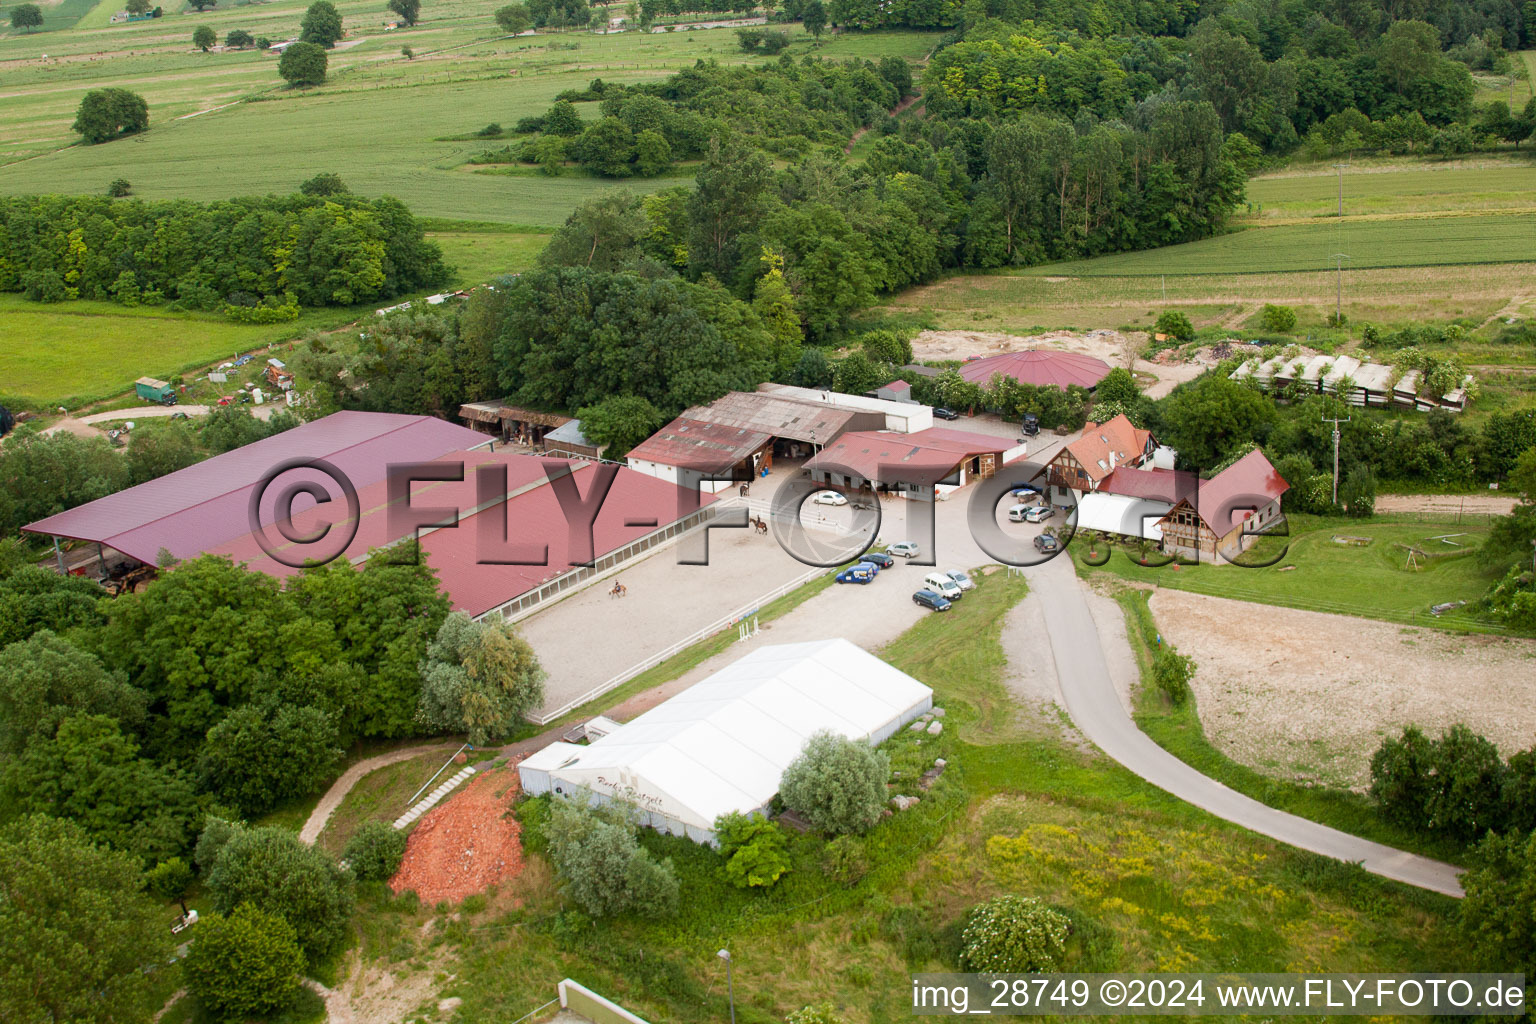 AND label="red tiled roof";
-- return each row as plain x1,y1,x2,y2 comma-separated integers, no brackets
806,427,1006,483
209,450,714,617
957,350,1112,390
884,380,911,391
1055,414,1154,486
625,416,771,472
1182,449,1290,536
22,412,488,564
